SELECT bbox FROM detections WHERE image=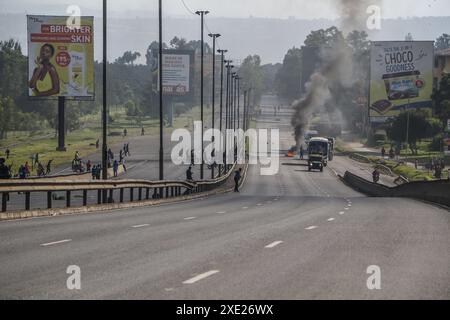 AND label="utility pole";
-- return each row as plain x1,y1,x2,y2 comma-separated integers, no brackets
208,33,220,179
195,10,209,180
